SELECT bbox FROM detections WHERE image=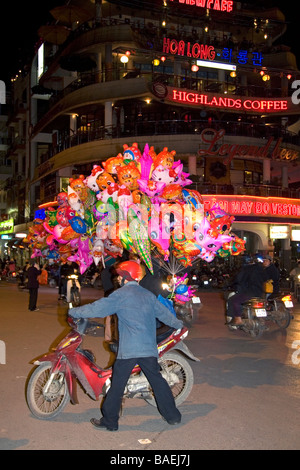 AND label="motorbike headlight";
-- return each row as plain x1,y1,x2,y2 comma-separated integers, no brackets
69,274,78,279
162,283,169,290
297,275,300,281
